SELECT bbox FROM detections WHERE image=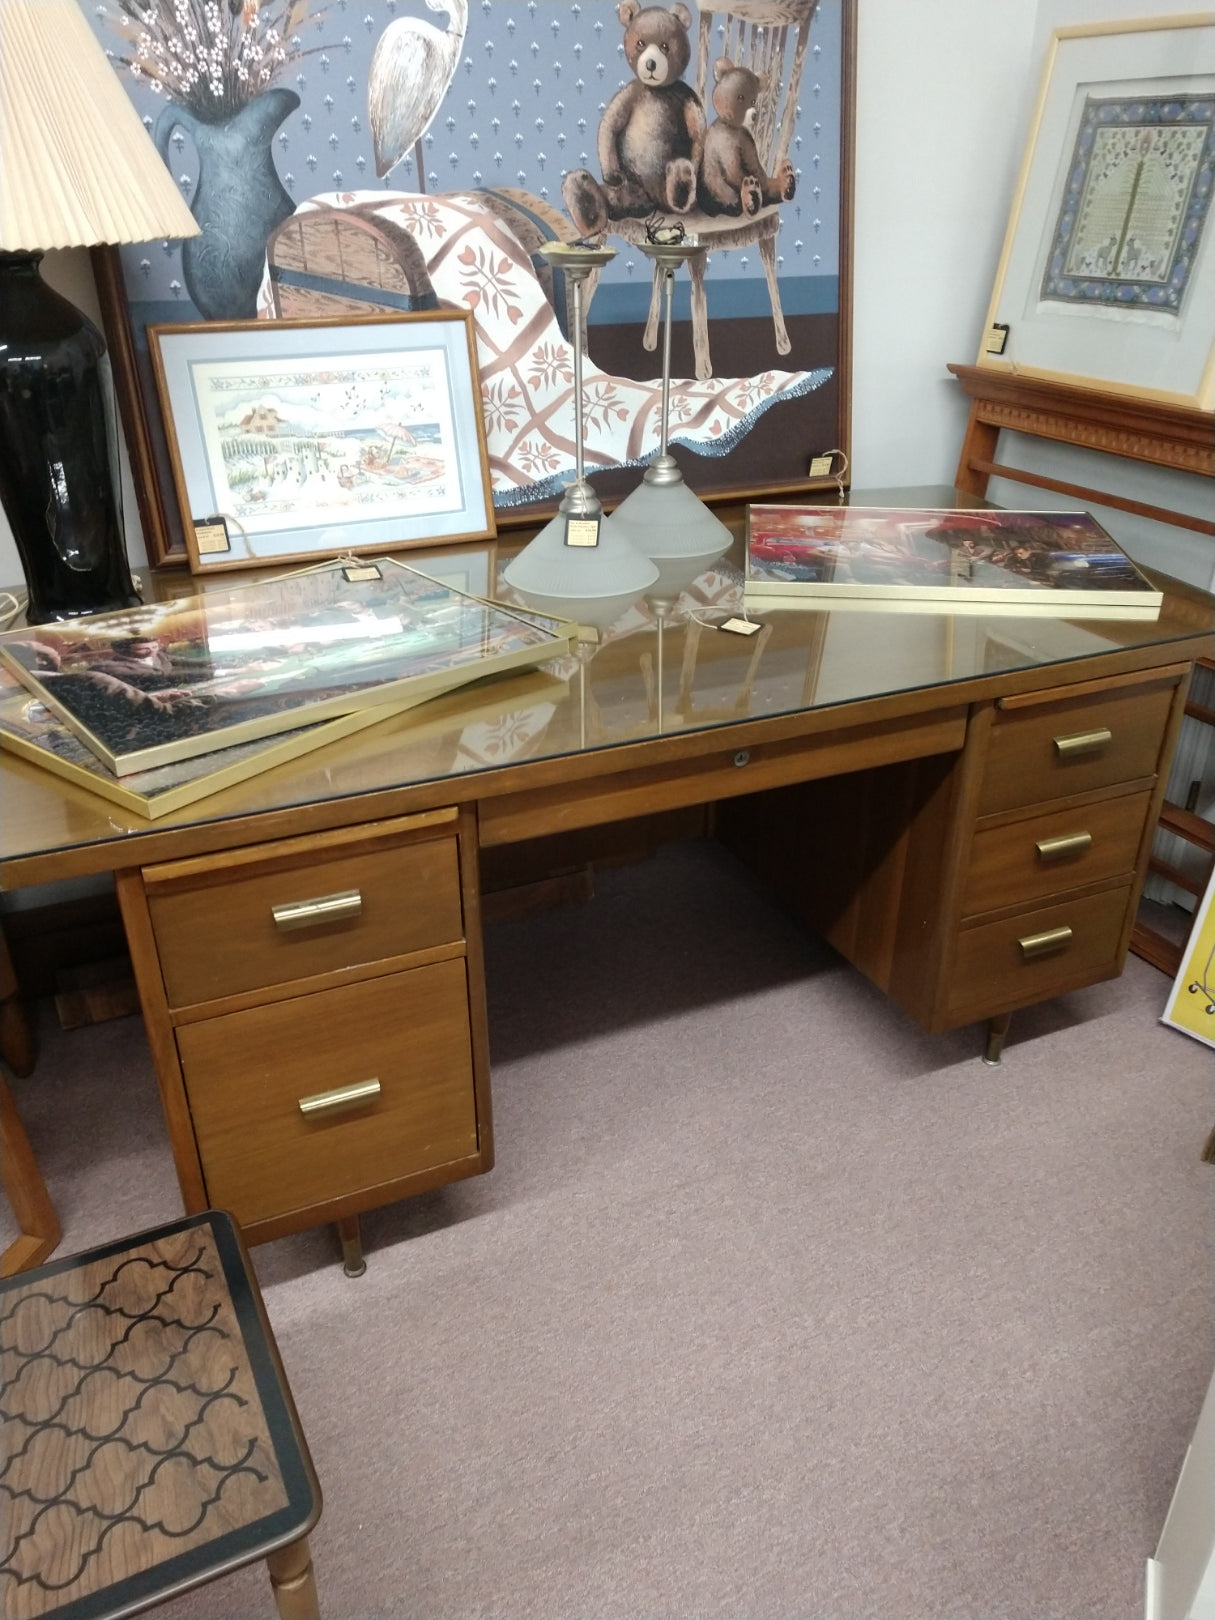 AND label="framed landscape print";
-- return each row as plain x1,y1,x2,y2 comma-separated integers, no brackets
0,558,574,774
978,15,1215,408
149,313,495,572
87,0,855,564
